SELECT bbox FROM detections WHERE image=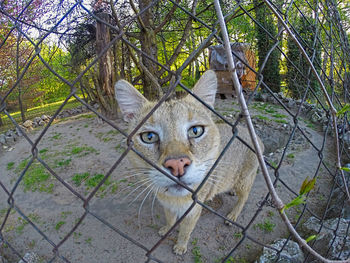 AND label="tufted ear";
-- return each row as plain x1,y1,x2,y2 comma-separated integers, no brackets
115,80,148,122
191,70,217,108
